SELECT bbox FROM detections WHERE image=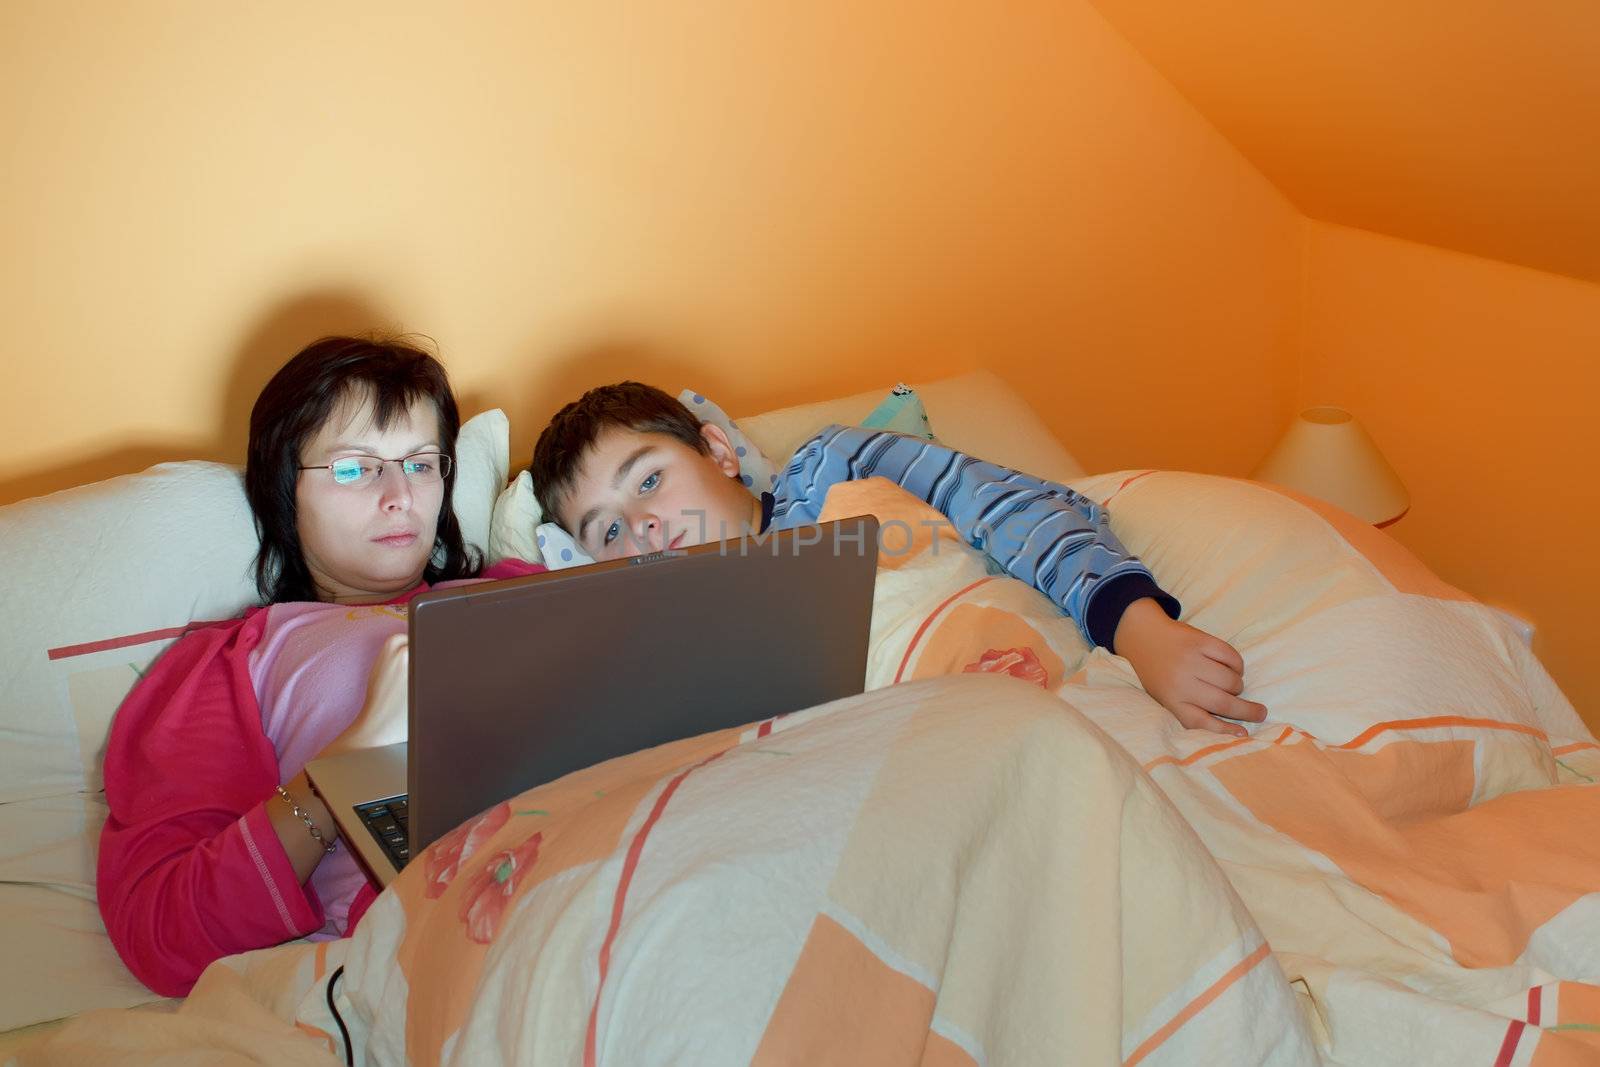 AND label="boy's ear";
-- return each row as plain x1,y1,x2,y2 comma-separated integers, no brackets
699,422,743,478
